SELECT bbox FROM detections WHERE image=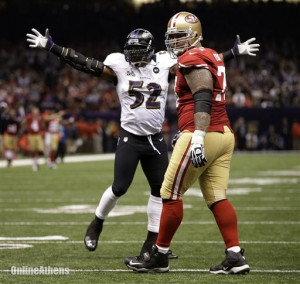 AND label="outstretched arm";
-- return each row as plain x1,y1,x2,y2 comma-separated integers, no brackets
169,35,259,75
220,35,260,62
26,28,116,83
